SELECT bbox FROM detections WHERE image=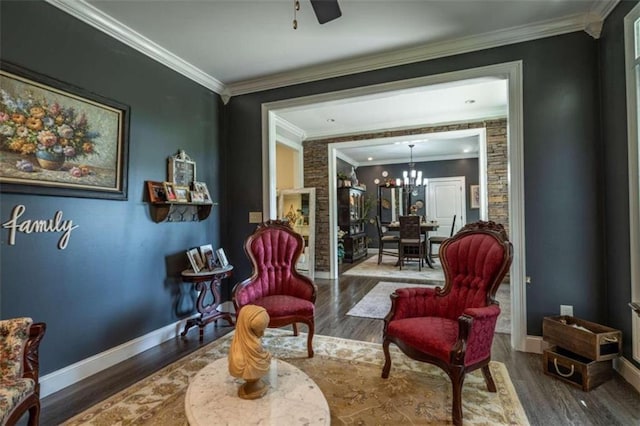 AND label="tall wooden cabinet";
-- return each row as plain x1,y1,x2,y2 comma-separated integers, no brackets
337,186,367,263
